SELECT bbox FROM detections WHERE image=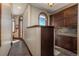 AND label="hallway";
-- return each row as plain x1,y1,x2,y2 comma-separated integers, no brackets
8,40,31,56
0,3,78,56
